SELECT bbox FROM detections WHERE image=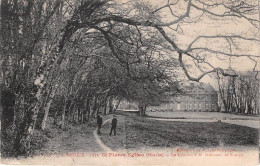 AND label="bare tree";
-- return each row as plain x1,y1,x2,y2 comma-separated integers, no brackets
217,71,259,114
